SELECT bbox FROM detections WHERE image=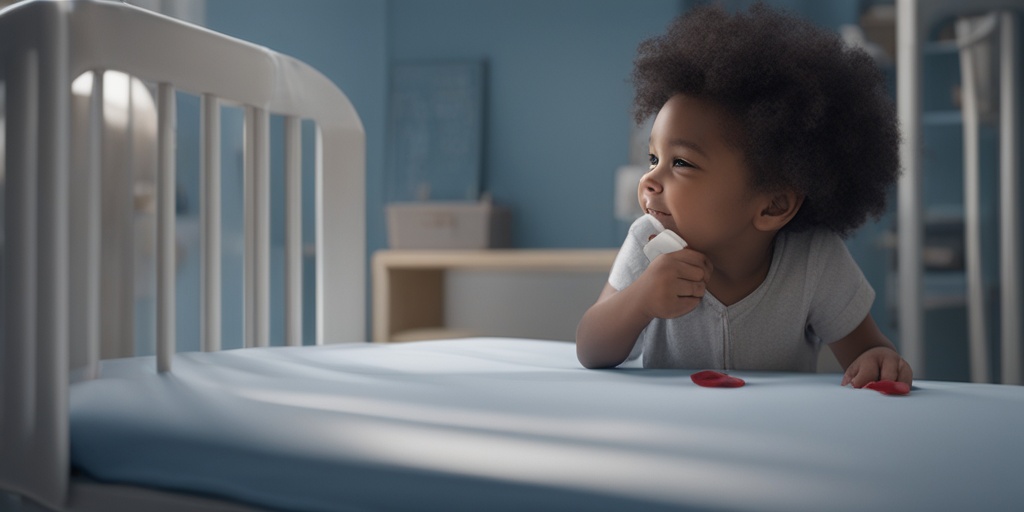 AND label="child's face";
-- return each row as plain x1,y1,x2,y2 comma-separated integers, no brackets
638,93,767,253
